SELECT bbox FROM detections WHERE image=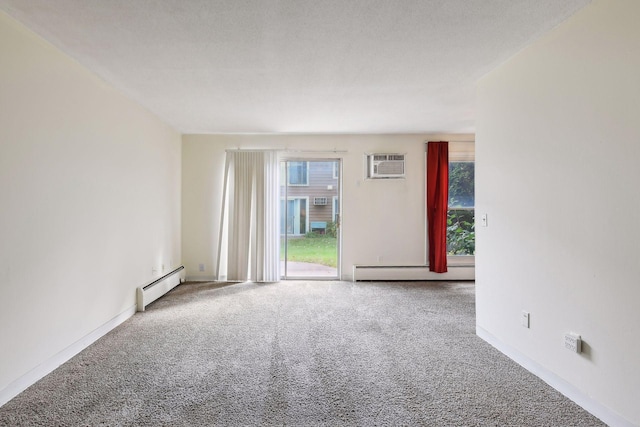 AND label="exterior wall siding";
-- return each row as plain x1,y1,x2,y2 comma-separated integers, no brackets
283,161,339,228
